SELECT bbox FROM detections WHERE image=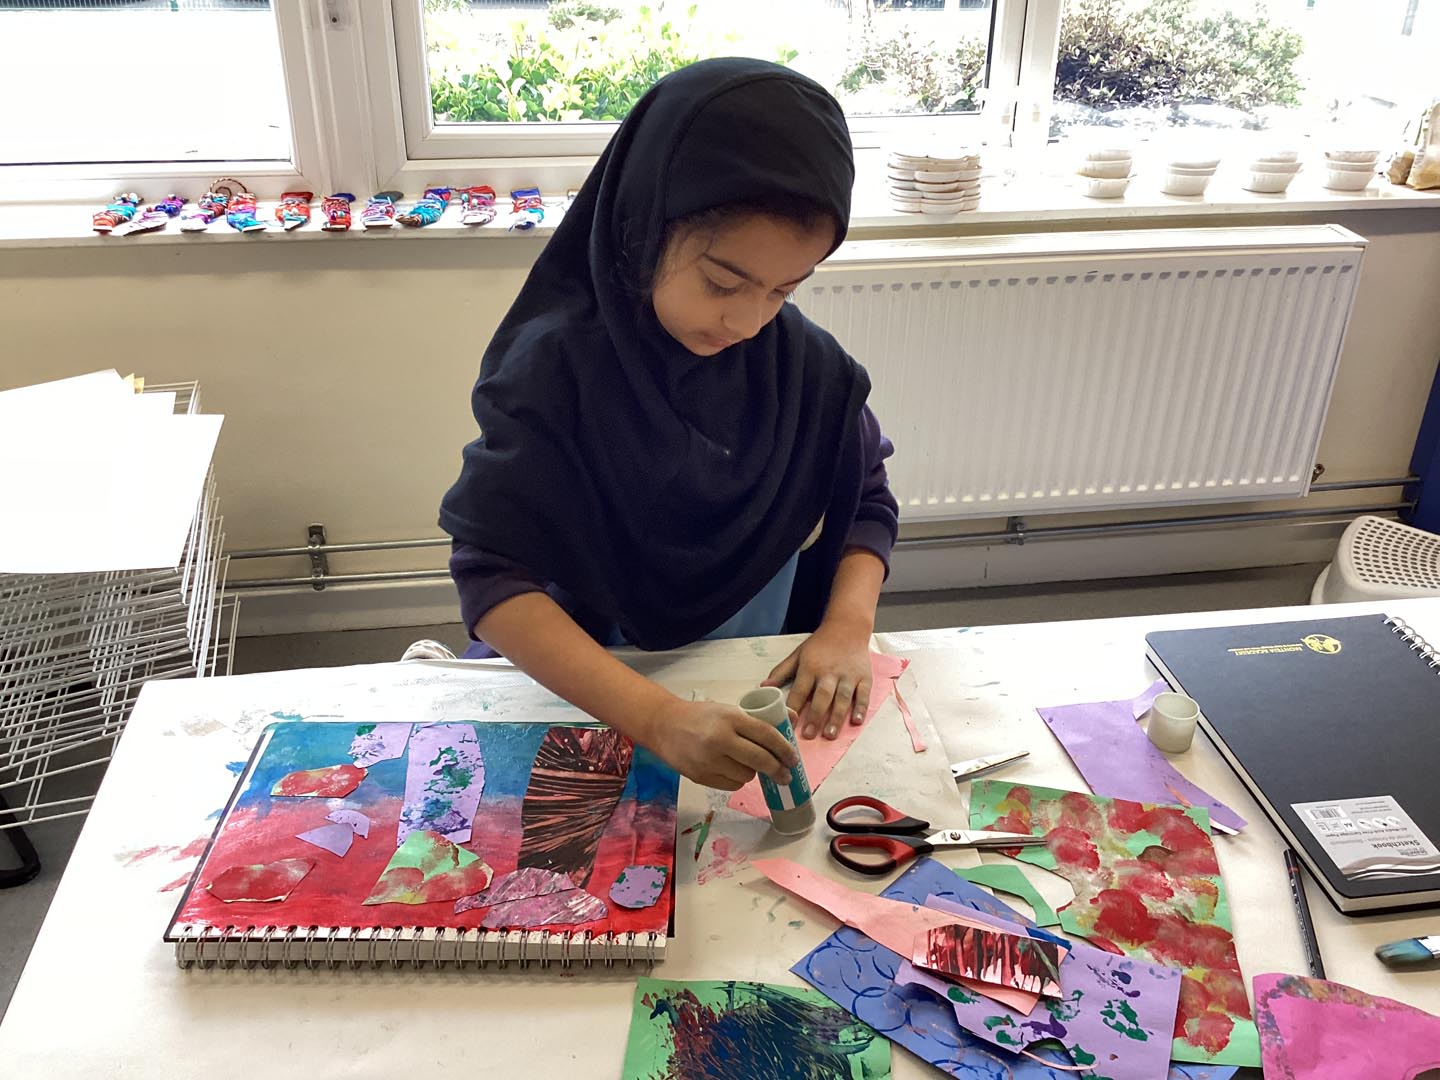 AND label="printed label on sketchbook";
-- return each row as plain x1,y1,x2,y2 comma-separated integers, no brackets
1292,795,1440,879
